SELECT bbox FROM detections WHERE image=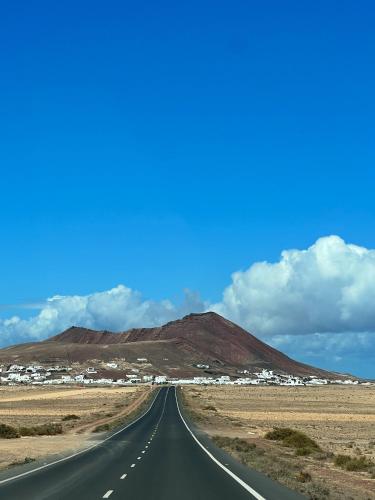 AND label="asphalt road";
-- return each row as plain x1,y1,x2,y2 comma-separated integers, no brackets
0,387,304,500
